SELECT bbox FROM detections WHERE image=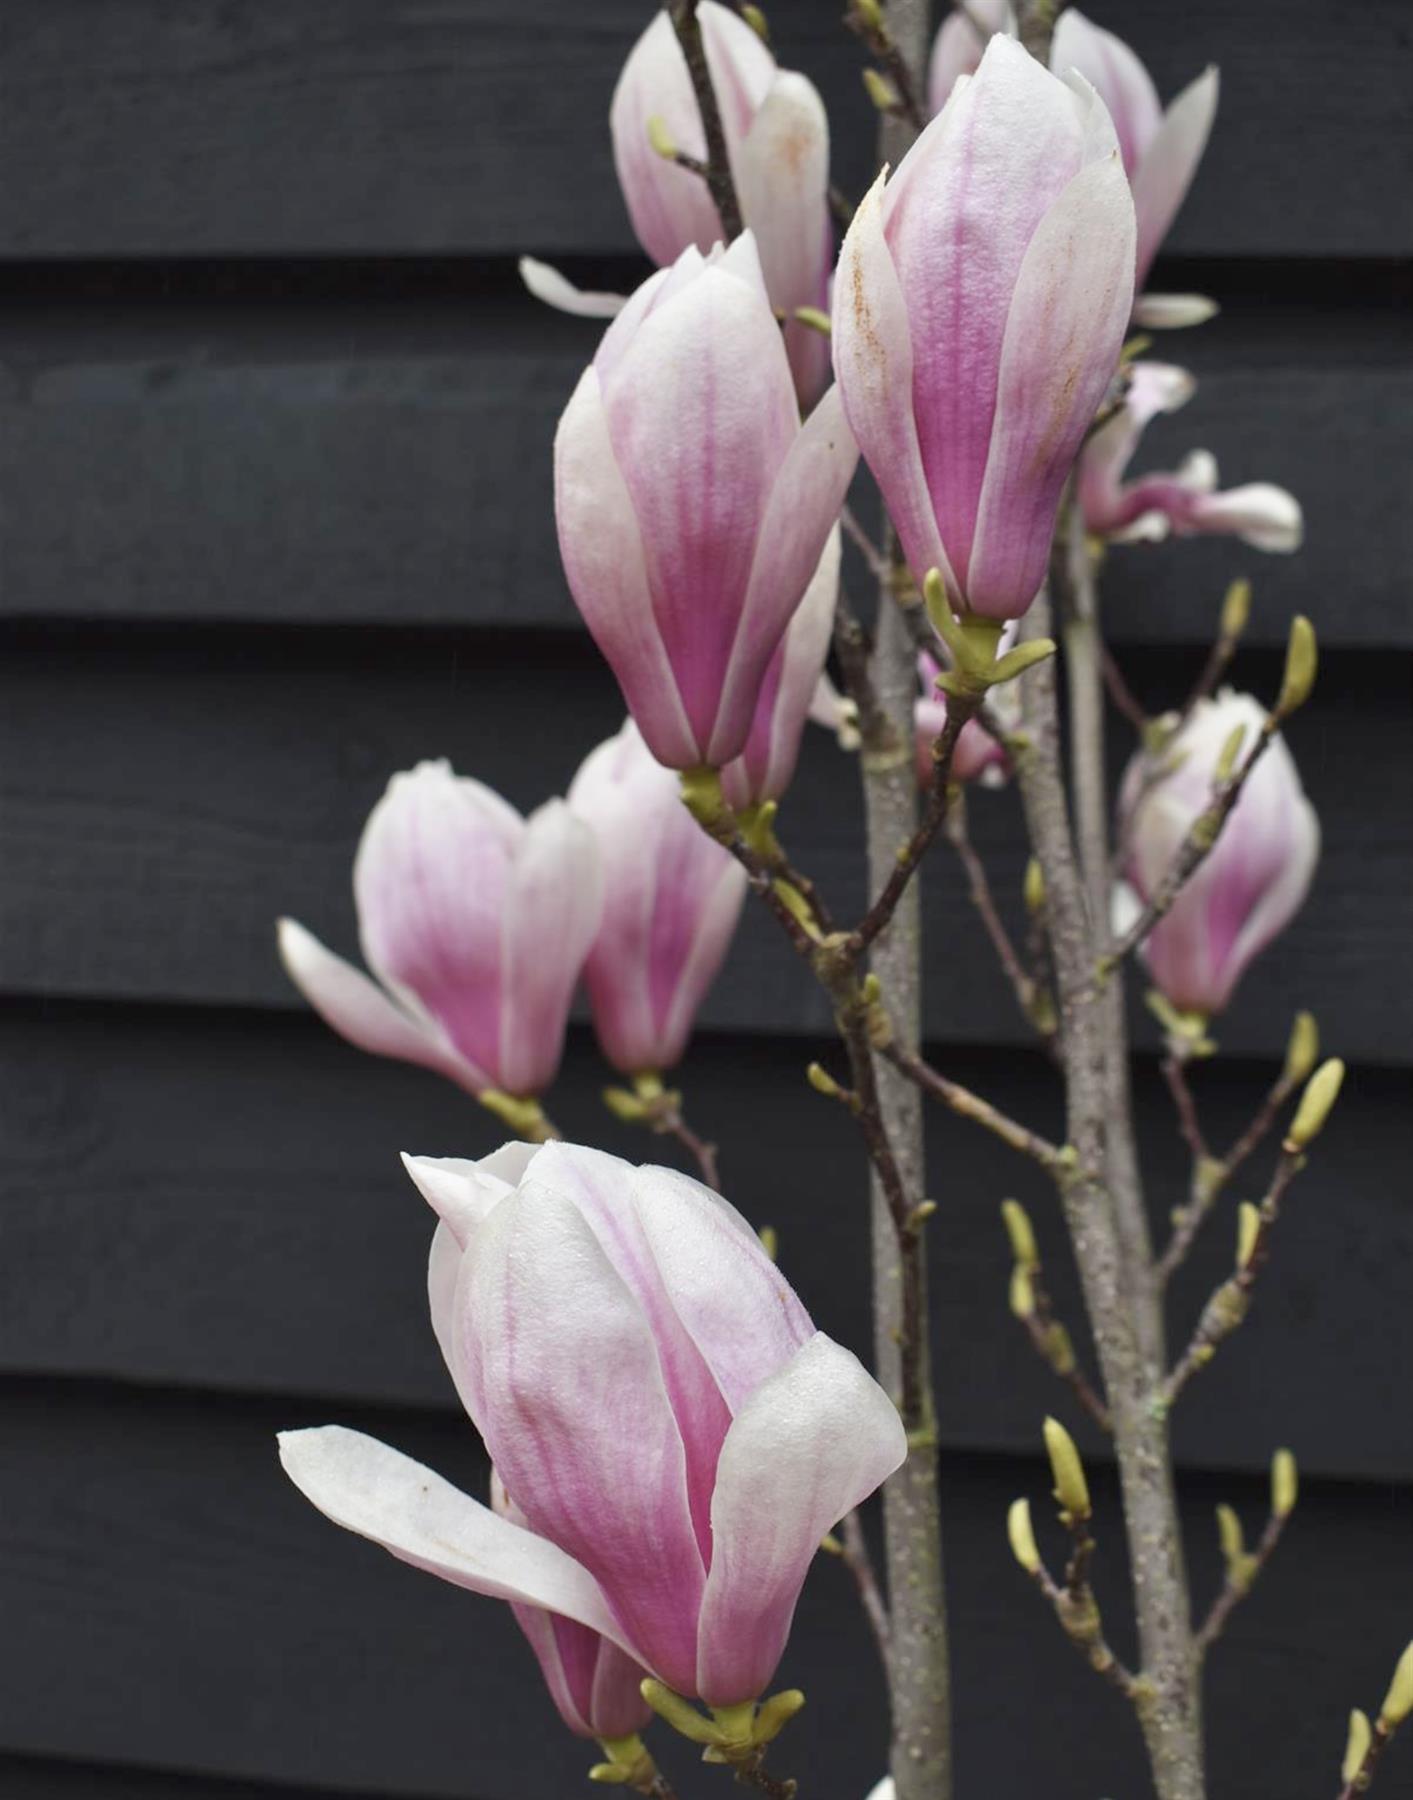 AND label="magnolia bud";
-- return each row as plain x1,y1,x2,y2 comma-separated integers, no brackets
1214,722,1246,785
1342,1710,1372,1786
1271,1448,1298,1520
1024,857,1047,915
741,3,769,40
1001,1199,1040,1272
1007,1498,1041,1574
1285,1057,1345,1151
862,66,901,111
1236,1202,1262,1271
1220,578,1252,641
1216,1503,1245,1565
1283,1011,1319,1086
1010,1265,1036,1320
1043,1416,1091,1522
646,115,677,161
1276,614,1317,718
1378,1640,1413,1729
